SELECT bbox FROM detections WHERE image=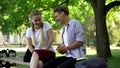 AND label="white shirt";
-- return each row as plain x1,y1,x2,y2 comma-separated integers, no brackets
26,22,54,52
63,26,71,57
